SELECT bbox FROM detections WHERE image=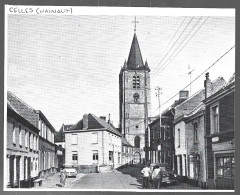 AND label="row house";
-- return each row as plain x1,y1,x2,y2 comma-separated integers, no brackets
6,92,40,188
6,91,57,187
64,114,122,173
148,90,188,170
173,74,226,187
36,110,56,177
204,73,235,189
